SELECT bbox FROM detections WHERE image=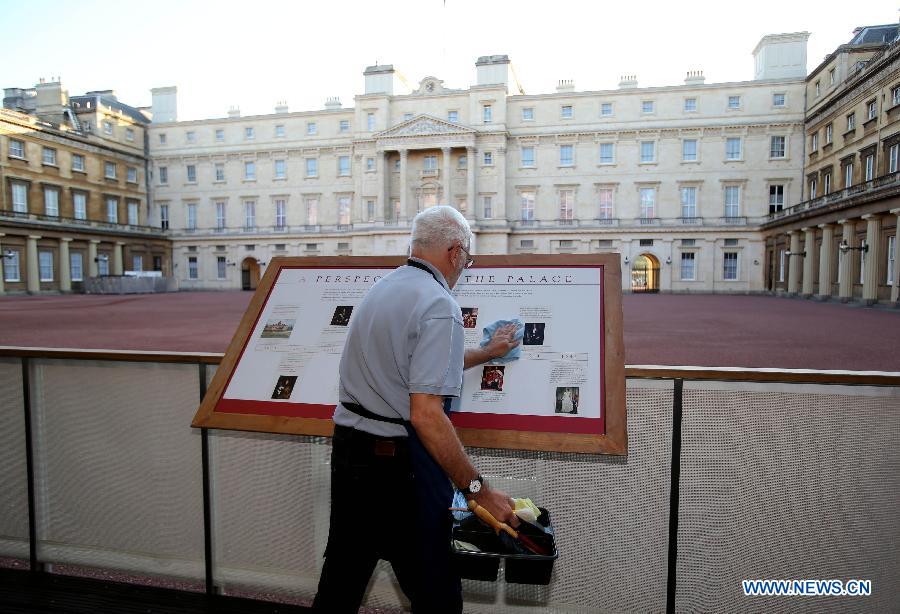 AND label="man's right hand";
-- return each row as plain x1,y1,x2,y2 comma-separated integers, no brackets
472,485,520,528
